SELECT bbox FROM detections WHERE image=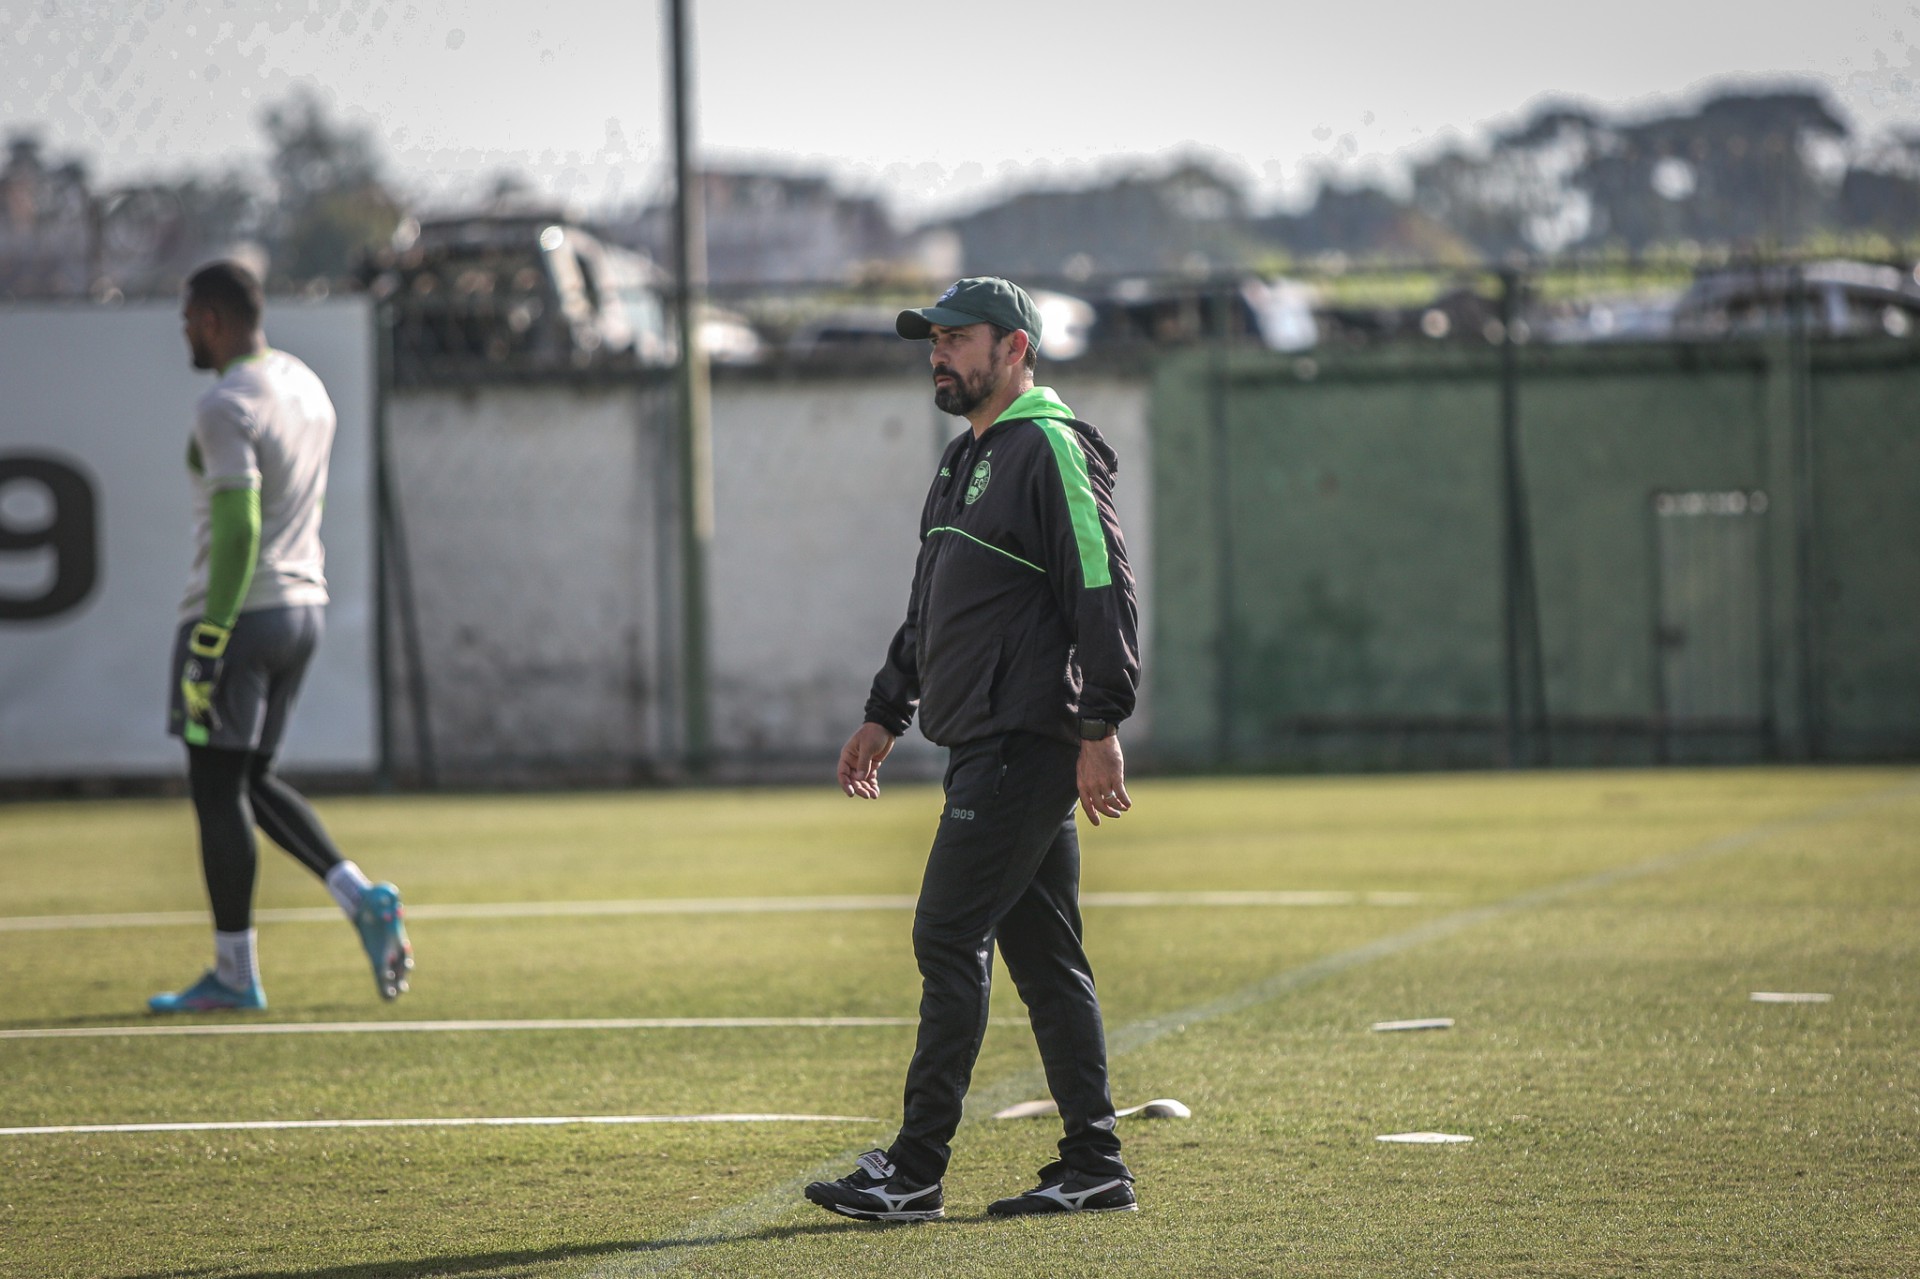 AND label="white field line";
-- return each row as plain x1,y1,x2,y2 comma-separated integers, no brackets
587,778,1920,1277
0,1016,984,1042
0,889,1430,933
0,1113,881,1138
